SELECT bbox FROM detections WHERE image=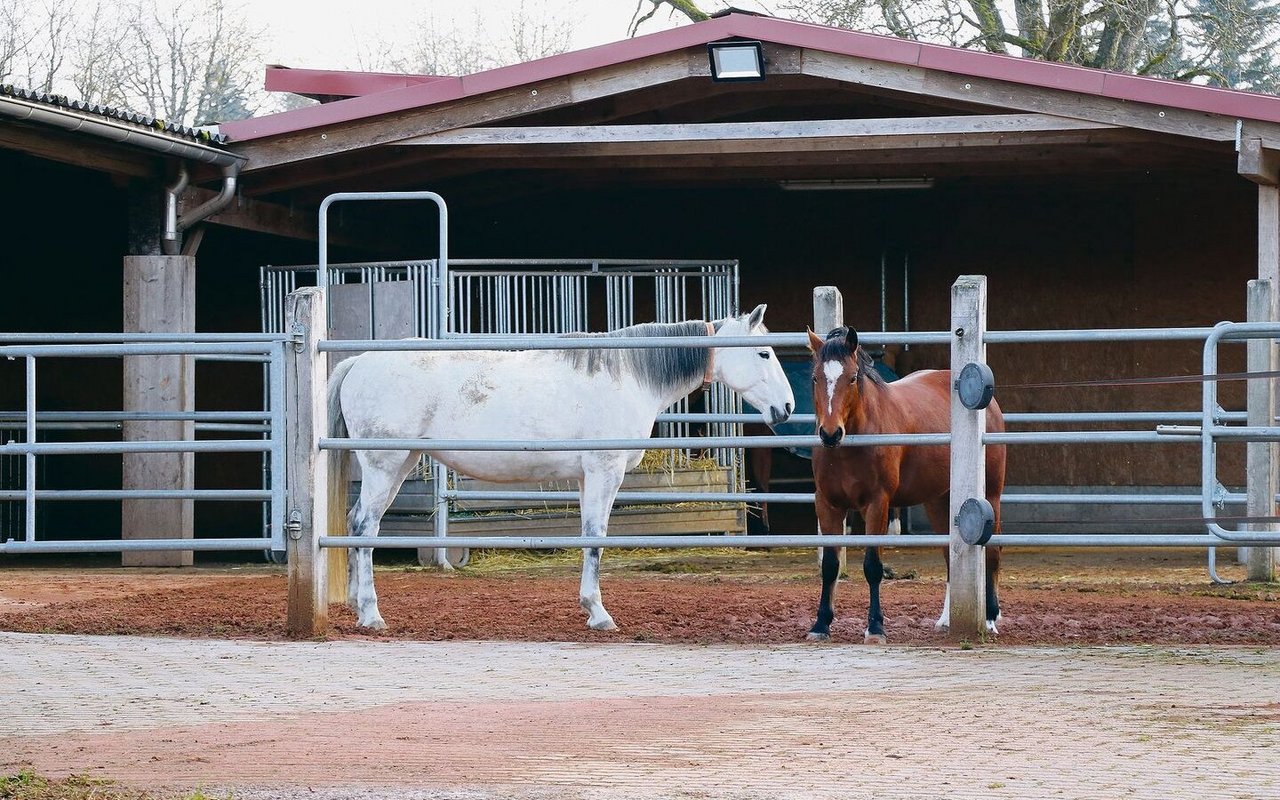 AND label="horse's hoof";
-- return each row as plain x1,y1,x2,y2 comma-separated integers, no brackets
864,631,887,645
588,616,617,631
359,617,388,631
933,619,950,632
805,631,830,642
985,620,1000,636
